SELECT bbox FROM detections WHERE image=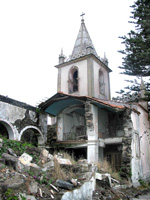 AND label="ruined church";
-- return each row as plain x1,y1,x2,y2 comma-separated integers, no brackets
39,17,150,186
